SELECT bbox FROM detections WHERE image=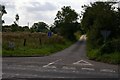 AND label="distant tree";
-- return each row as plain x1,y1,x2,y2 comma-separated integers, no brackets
31,22,48,32
15,14,19,25
11,22,19,32
10,14,20,32
23,26,29,31
54,6,79,40
2,25,11,32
